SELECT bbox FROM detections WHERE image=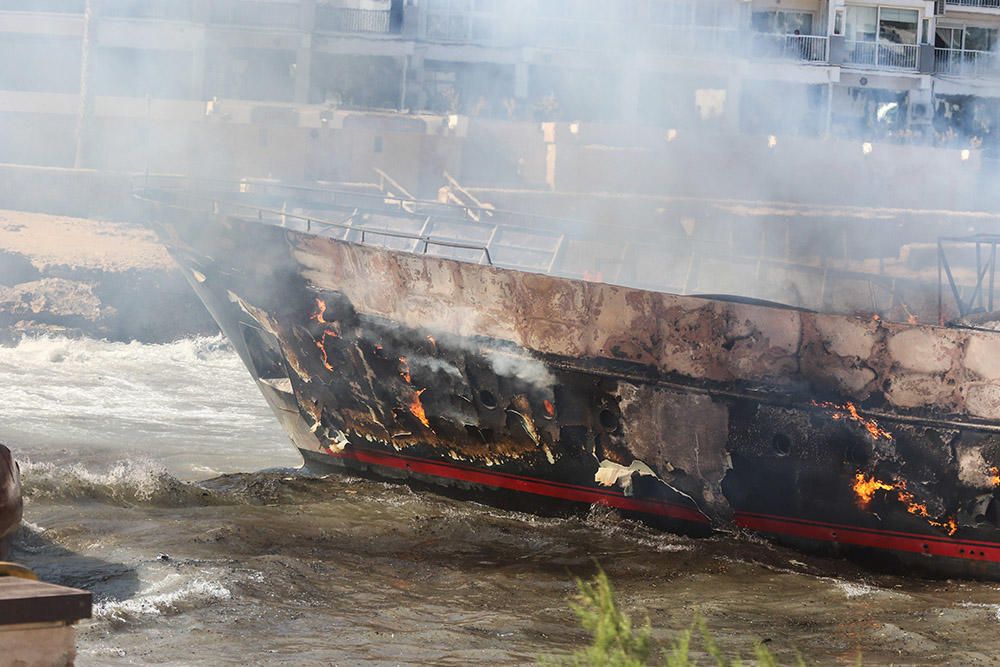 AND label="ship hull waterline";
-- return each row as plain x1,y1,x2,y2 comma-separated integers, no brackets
151,205,1000,580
